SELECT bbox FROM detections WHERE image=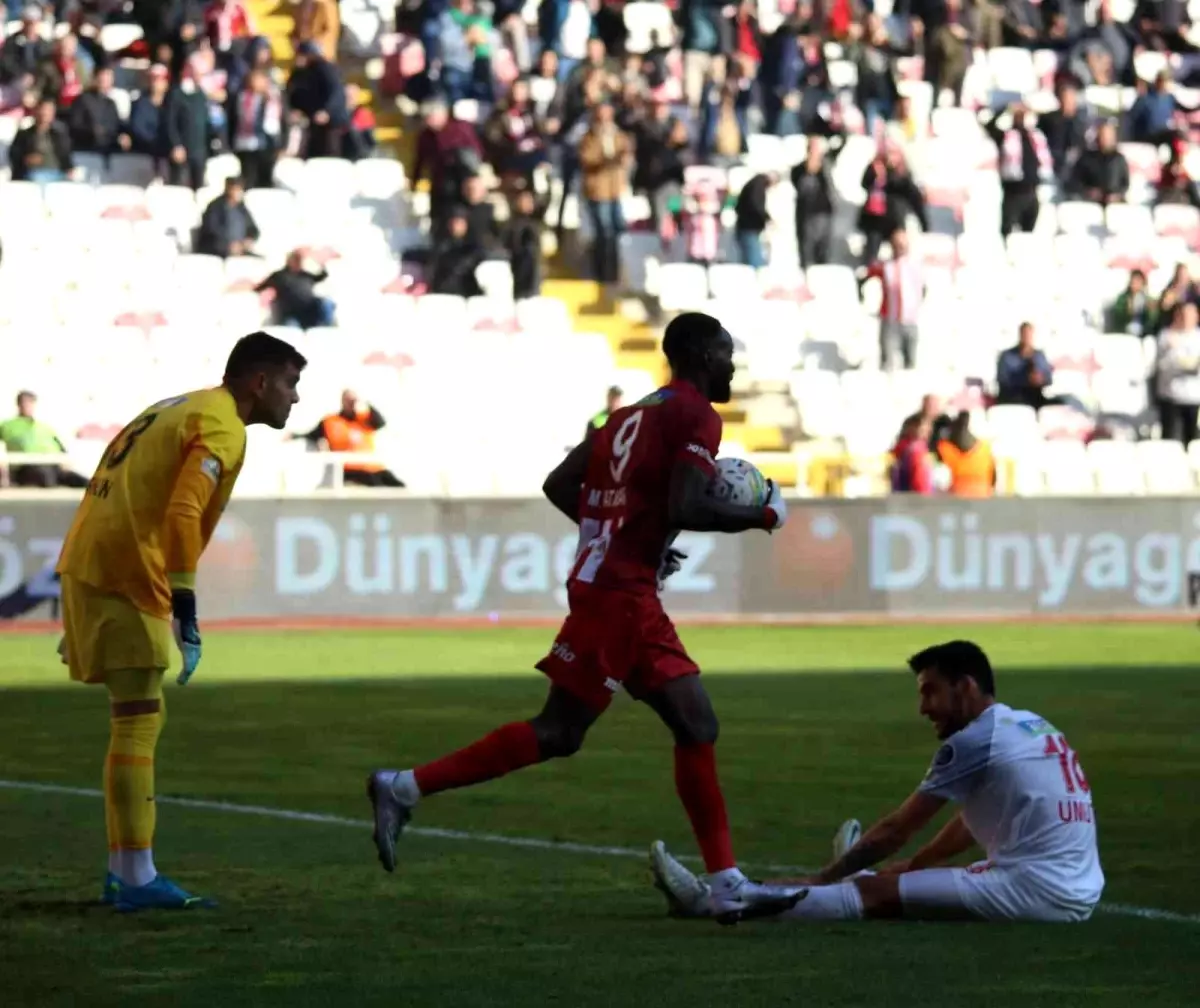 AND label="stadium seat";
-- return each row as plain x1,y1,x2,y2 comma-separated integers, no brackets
987,404,1040,443
1137,440,1192,493
708,263,759,301
1039,440,1094,494
805,264,858,307
353,157,406,200
1055,201,1105,237
1153,203,1200,246
657,263,709,312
